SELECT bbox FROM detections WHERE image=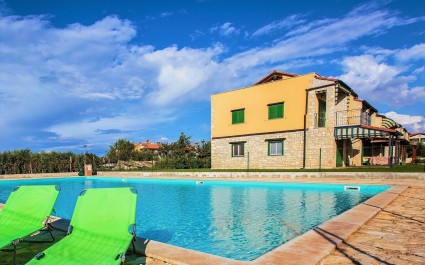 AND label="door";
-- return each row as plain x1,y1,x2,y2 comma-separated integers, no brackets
318,99,326,127
336,141,343,167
